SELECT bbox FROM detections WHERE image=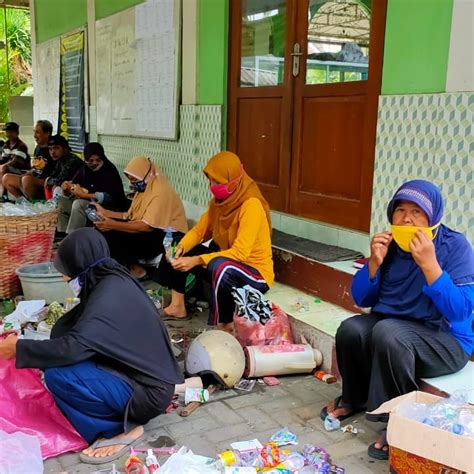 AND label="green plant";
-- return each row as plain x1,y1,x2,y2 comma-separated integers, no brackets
0,7,32,123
